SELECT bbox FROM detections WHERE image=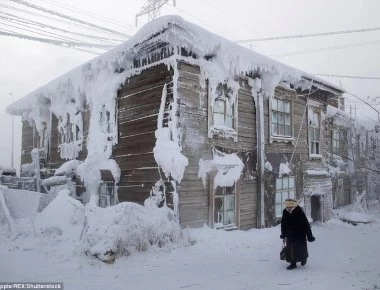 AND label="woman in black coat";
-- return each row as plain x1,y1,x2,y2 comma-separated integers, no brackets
281,199,315,270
